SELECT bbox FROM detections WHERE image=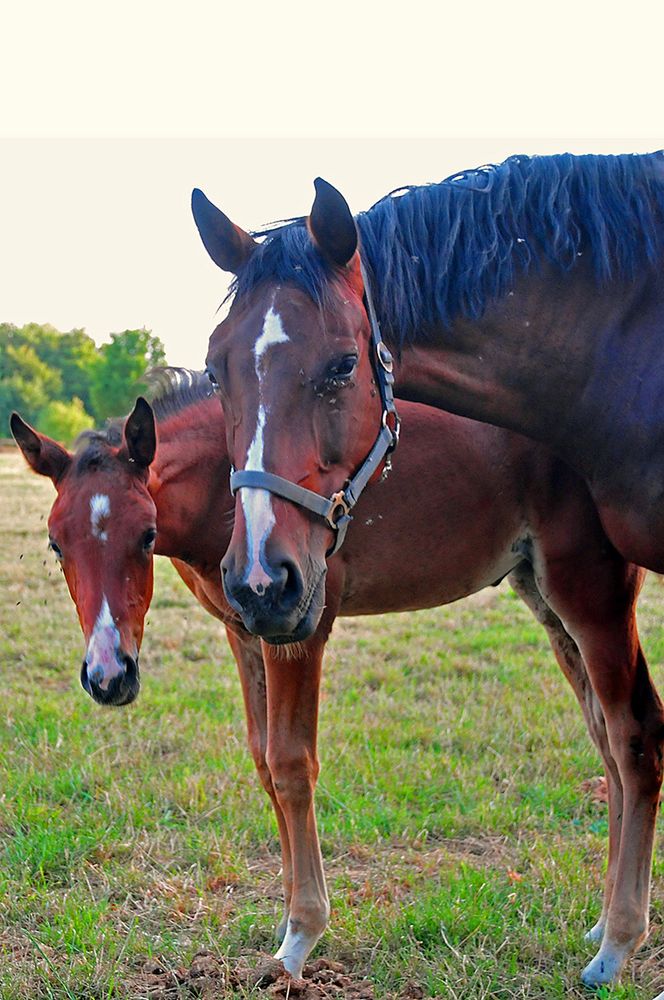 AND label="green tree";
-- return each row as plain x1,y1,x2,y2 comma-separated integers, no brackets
89,328,166,422
38,397,94,445
1,322,168,434
36,328,100,413
0,341,62,427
